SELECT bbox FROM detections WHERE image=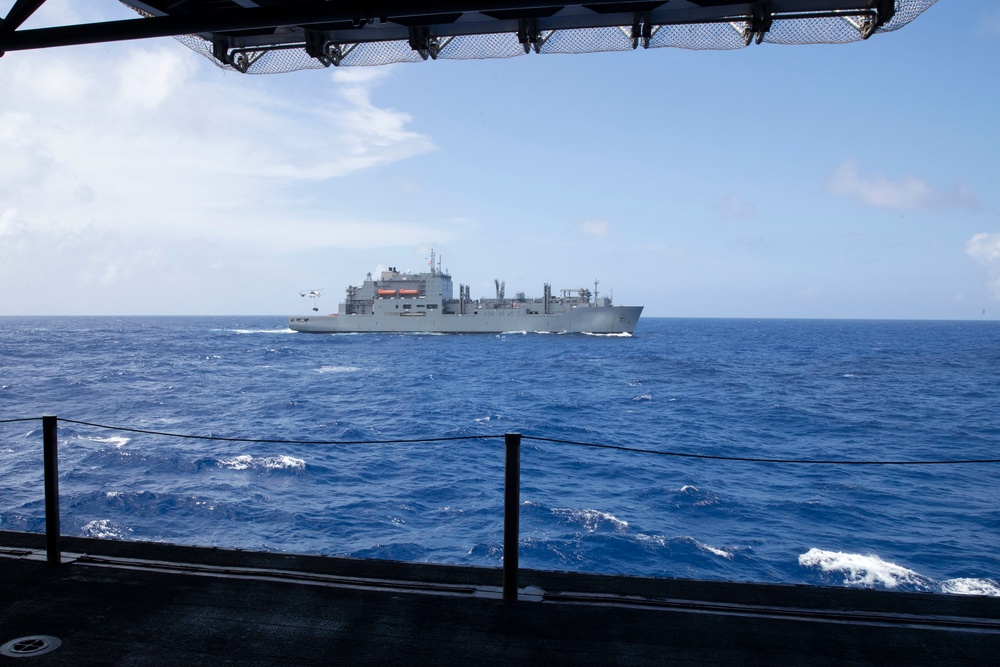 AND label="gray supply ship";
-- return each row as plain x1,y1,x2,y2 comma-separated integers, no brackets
289,253,642,334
